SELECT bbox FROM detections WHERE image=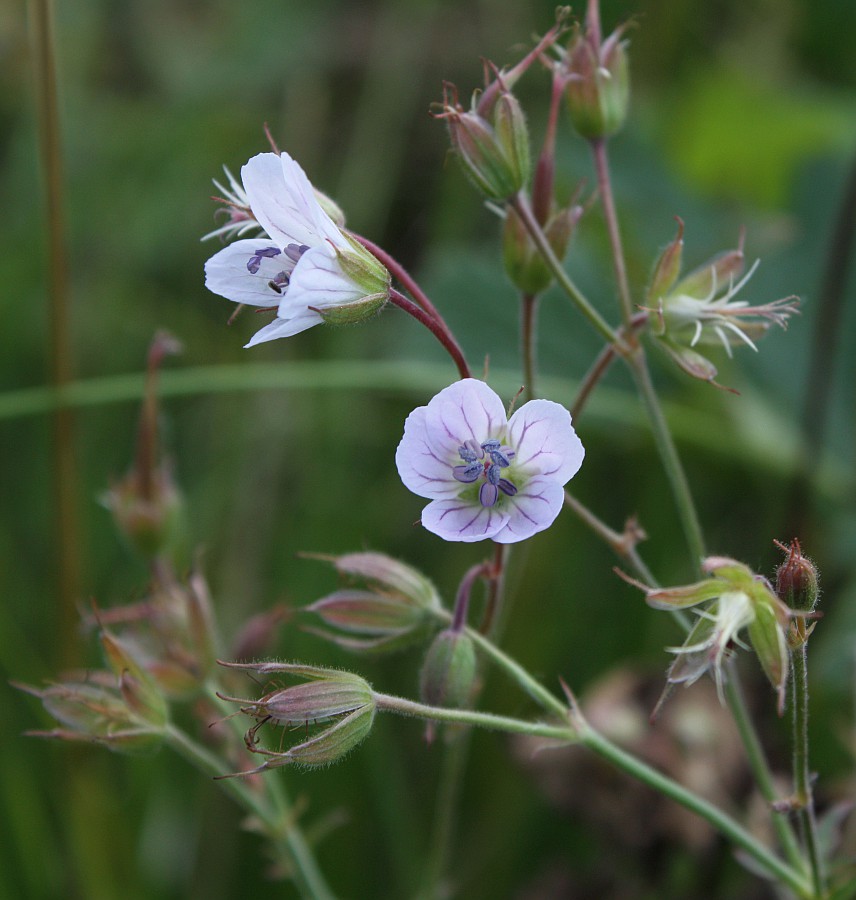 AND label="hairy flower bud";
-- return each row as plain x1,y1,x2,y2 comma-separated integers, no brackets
438,83,530,201
218,662,376,774
306,552,442,652
419,630,477,710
